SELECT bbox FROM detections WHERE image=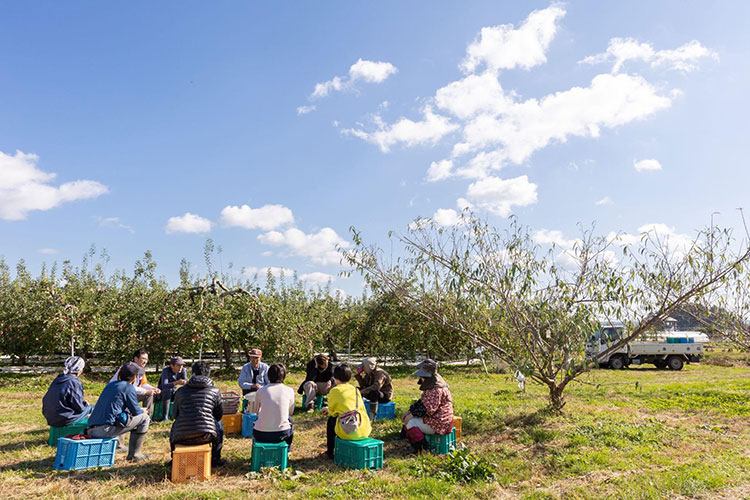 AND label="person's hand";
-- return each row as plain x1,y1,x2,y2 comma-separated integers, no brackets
153,388,161,395
357,366,364,375
251,383,260,390
325,381,332,390
175,379,186,386
402,411,413,425
321,406,329,416
145,389,154,396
